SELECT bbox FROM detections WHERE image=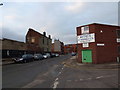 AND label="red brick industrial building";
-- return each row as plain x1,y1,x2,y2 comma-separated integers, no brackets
76,23,120,64
64,44,77,54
